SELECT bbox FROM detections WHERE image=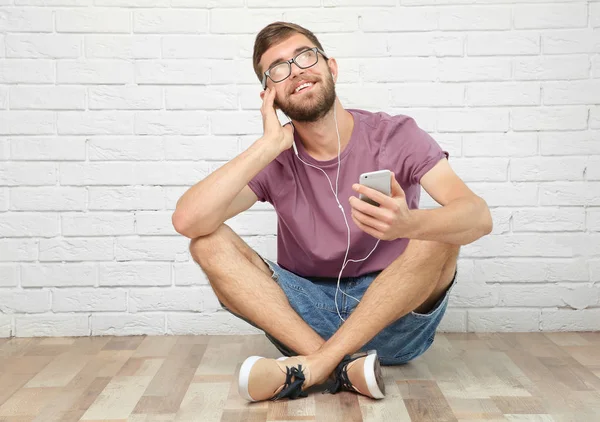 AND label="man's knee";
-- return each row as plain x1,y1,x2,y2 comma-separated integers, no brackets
189,224,237,269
